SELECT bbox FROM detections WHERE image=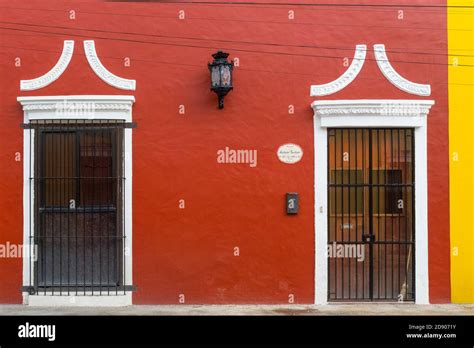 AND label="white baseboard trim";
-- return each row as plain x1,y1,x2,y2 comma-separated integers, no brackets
24,293,132,307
